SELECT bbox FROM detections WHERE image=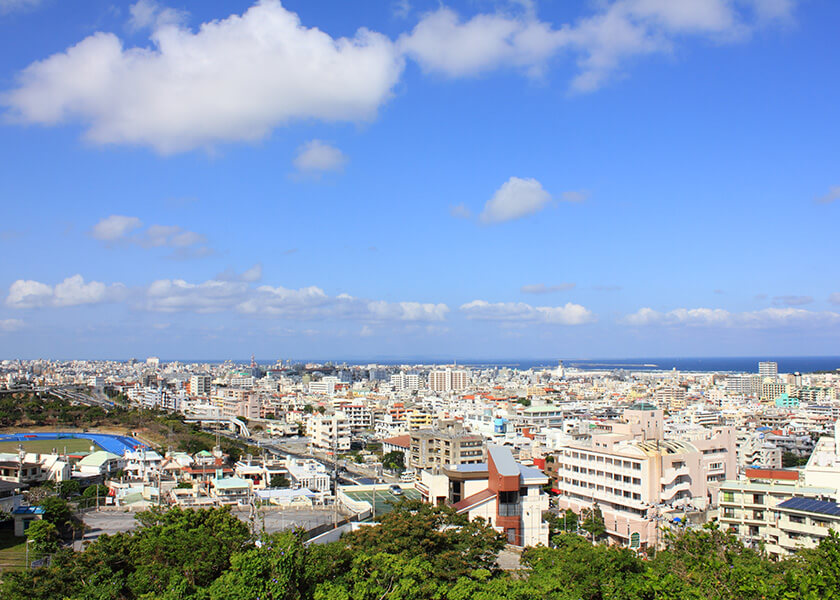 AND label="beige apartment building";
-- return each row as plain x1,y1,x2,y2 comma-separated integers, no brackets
212,387,260,420
428,369,469,392
409,428,485,470
716,467,834,558
550,403,736,549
